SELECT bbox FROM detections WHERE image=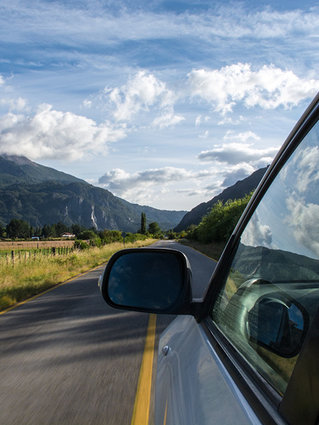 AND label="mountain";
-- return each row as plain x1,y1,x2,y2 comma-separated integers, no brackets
0,155,186,231
174,167,267,232
0,154,85,186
